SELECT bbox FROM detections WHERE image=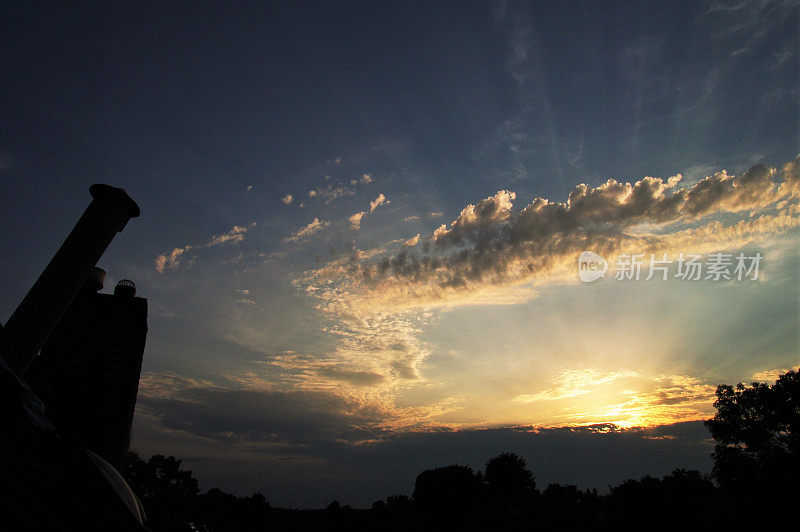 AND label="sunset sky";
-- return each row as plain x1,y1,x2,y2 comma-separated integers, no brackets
2,1,798,507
